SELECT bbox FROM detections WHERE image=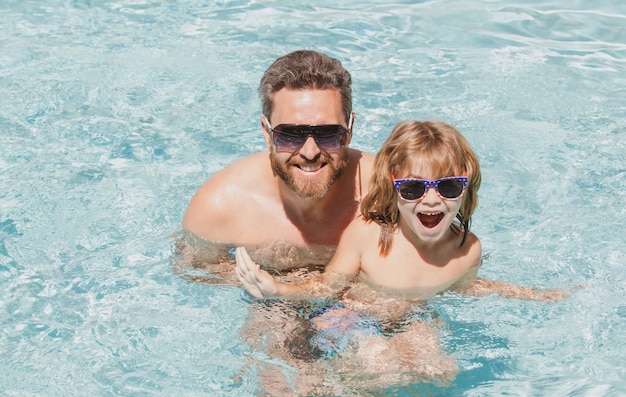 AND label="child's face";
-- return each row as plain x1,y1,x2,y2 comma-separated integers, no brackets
395,164,465,244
